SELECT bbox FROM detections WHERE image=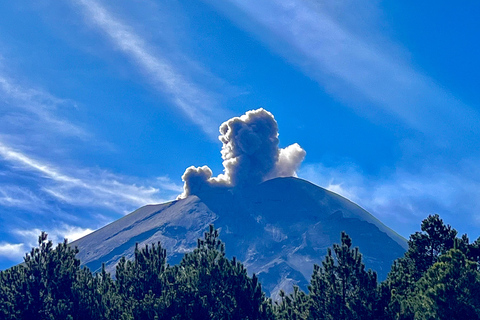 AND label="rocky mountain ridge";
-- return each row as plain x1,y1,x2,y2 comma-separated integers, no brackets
72,177,407,297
